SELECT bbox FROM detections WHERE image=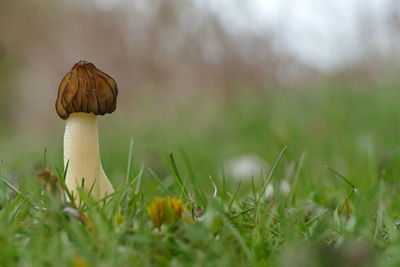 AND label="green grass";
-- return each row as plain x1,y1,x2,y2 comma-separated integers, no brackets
2,83,400,266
